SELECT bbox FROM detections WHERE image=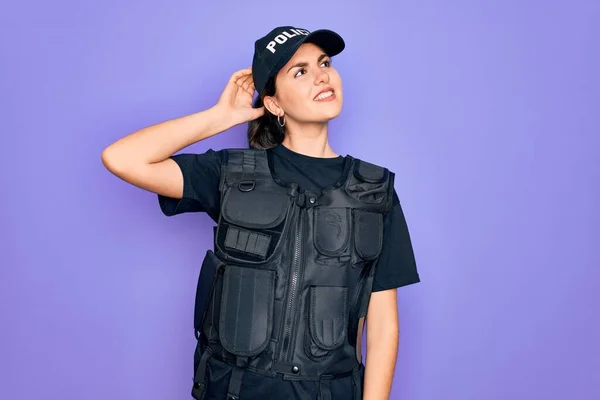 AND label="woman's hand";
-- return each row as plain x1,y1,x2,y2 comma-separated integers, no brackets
215,68,265,127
